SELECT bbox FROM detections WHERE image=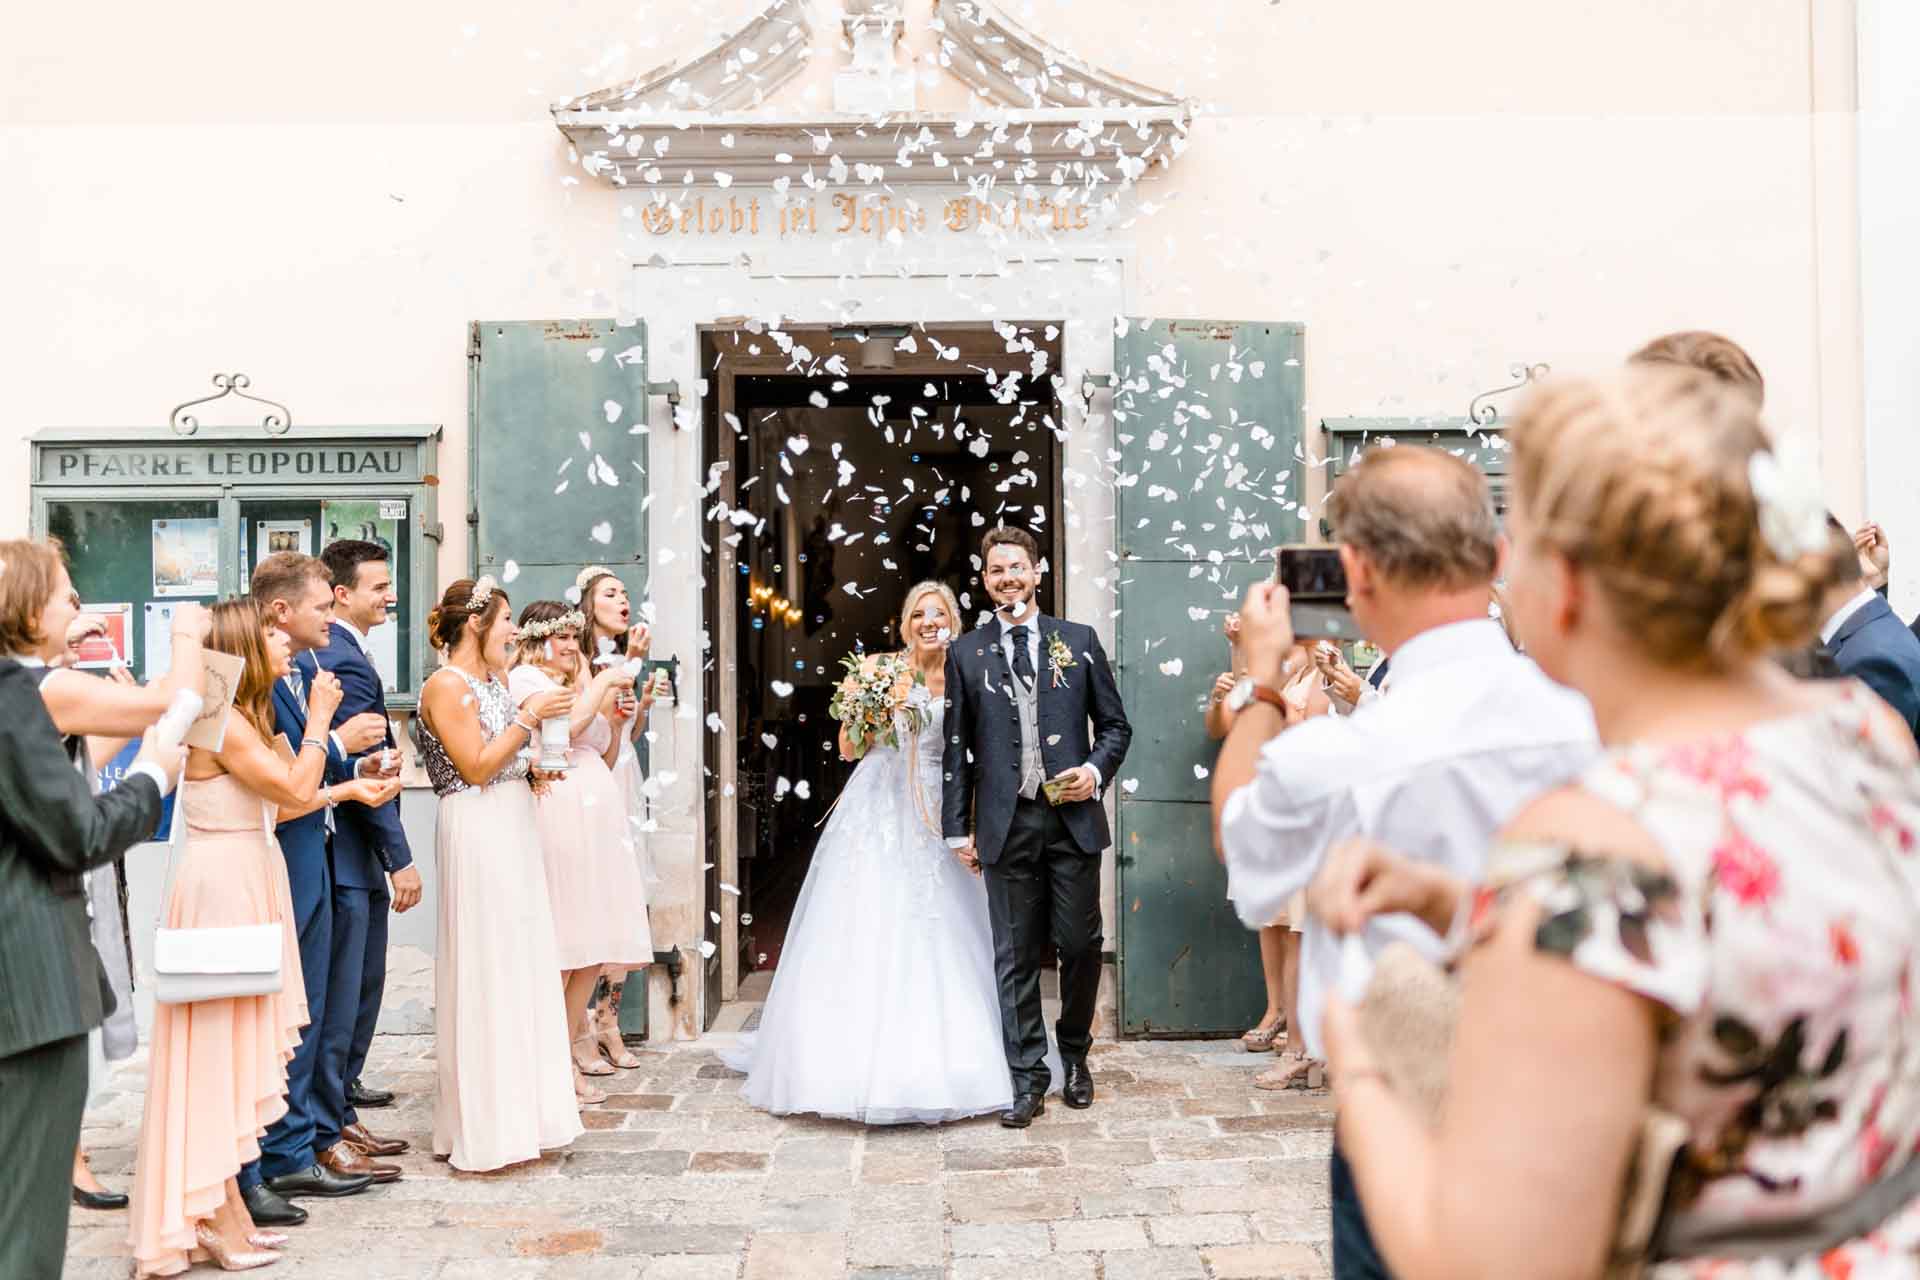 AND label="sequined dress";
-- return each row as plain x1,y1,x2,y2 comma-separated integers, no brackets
725,694,1022,1124
418,668,582,1170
